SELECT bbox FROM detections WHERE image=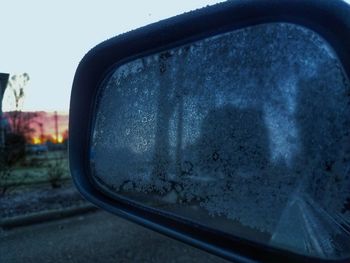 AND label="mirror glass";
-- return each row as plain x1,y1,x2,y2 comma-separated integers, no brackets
91,23,350,259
